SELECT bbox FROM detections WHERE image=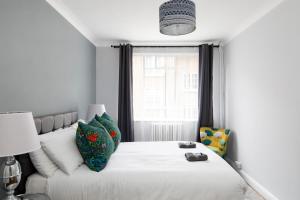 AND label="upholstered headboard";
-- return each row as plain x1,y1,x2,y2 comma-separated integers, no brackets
15,111,78,195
